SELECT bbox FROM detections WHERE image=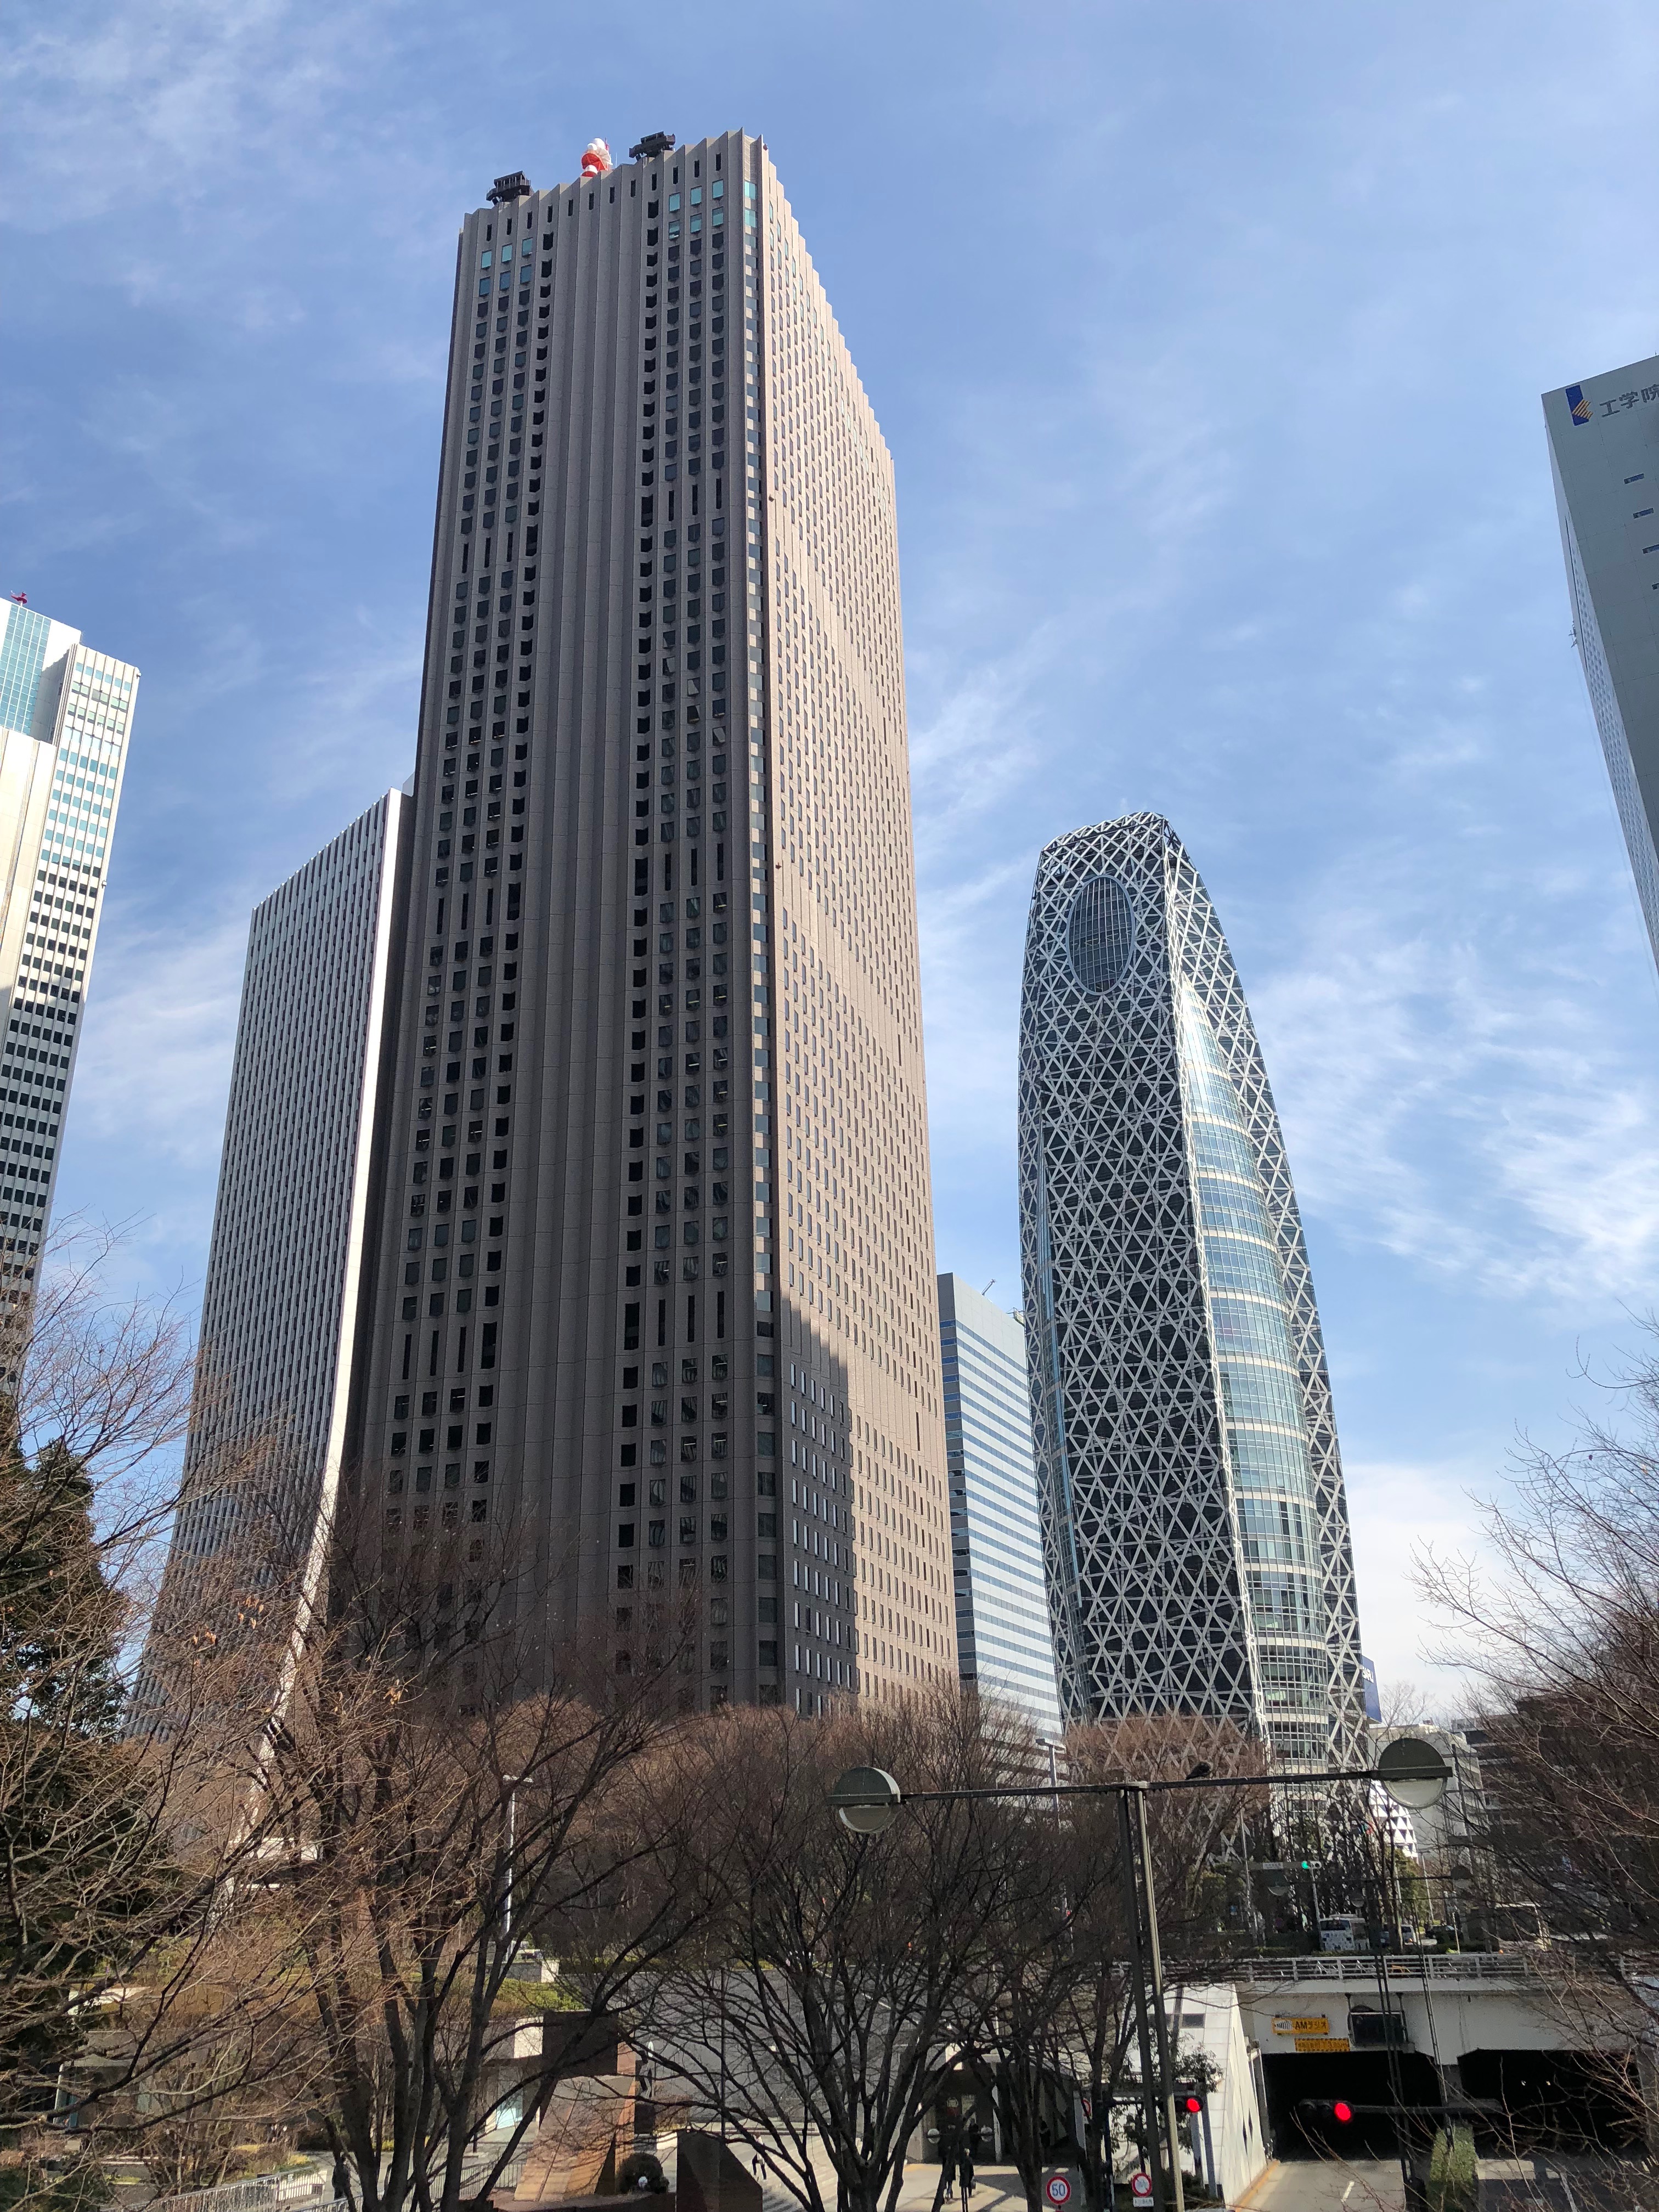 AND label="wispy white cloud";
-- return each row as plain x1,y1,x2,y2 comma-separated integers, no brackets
1,0,394,226
72,901,249,1173
1250,855,1659,1310
1344,1453,1491,1716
